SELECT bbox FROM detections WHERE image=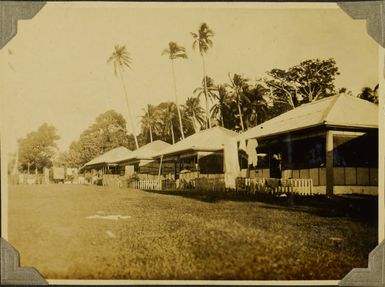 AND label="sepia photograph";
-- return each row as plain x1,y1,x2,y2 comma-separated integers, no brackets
0,1,382,283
